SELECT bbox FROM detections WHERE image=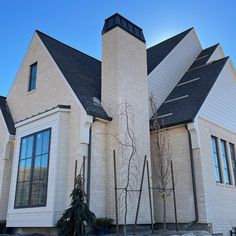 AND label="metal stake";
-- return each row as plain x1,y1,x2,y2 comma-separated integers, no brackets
113,150,119,235
74,160,78,188
171,160,178,231
81,156,86,236
147,160,154,233
134,155,147,229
